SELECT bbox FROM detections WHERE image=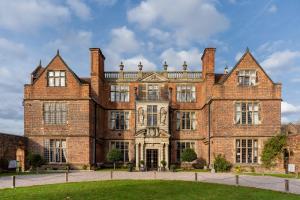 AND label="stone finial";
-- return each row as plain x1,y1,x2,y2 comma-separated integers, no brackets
38,59,42,67
182,61,187,71
57,49,60,55
138,61,143,71
224,65,229,74
163,61,168,71
119,61,124,71
246,47,250,53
